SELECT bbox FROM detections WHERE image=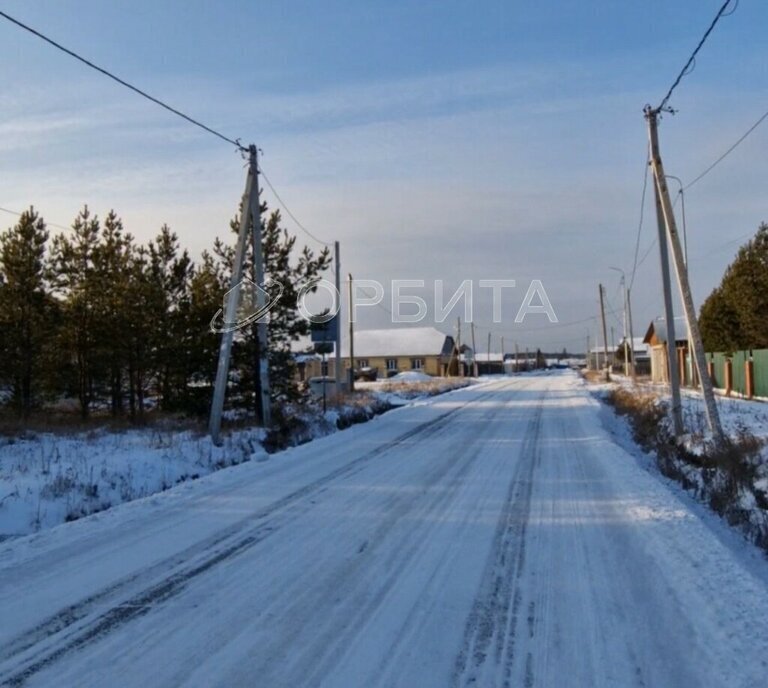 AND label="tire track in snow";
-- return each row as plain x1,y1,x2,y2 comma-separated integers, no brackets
0,386,502,687
451,392,544,688
280,389,525,688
